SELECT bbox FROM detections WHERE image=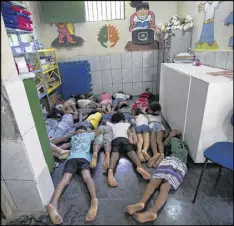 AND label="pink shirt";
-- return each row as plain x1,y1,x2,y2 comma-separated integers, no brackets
101,93,111,101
